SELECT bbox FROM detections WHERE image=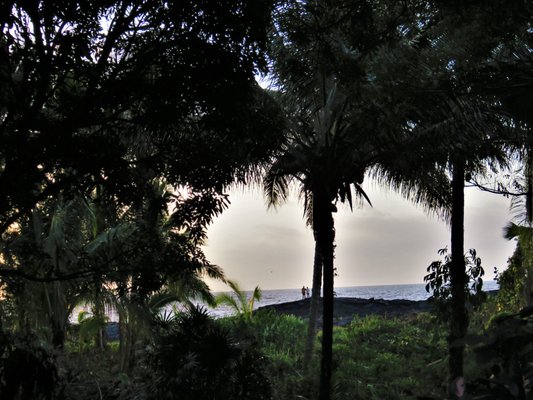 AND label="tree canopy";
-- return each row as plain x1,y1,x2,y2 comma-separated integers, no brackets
0,0,284,234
